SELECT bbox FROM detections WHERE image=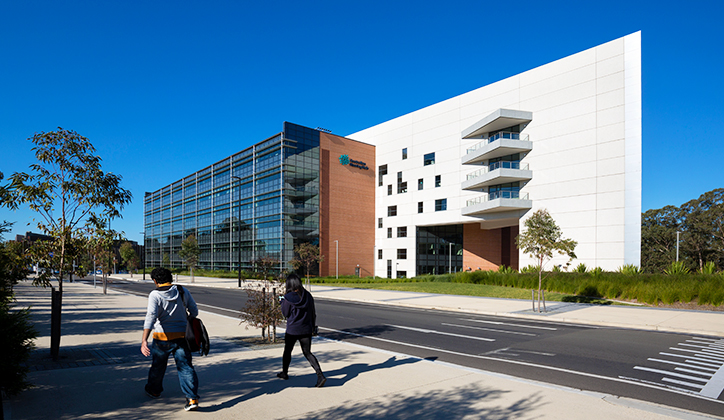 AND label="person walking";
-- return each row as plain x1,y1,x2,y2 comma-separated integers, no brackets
141,267,201,411
277,273,326,387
